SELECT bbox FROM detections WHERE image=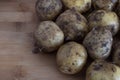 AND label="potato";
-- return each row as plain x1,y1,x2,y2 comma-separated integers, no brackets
56,42,87,74
36,0,62,20
83,27,113,59
56,9,88,41
86,60,120,80
62,0,91,13
34,21,64,52
88,10,119,36
92,0,118,11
